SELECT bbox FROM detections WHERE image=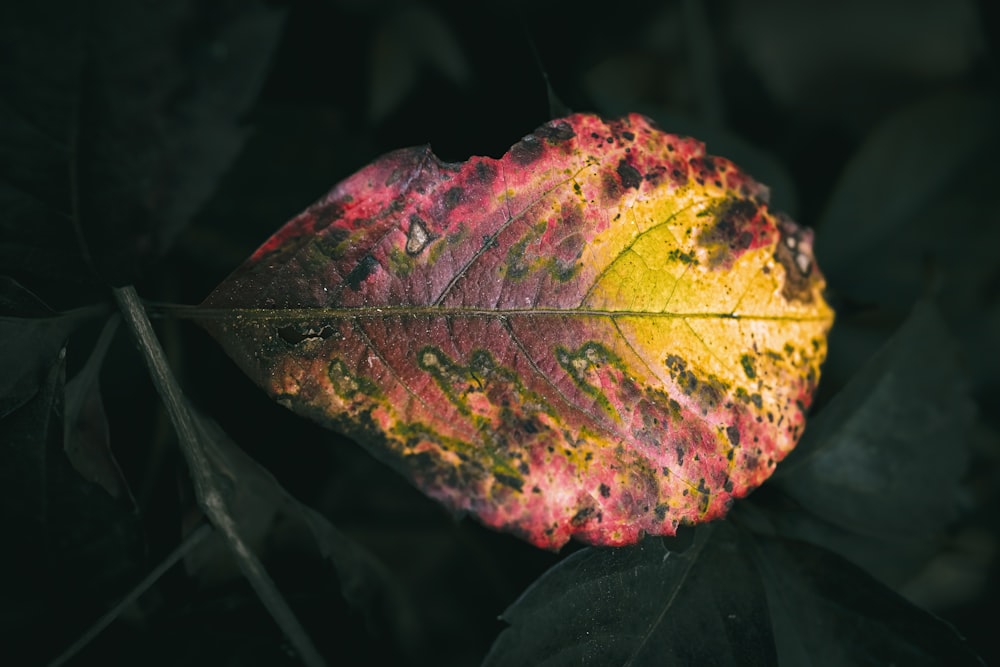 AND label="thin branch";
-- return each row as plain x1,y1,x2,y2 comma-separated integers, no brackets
113,285,327,667
48,523,214,667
